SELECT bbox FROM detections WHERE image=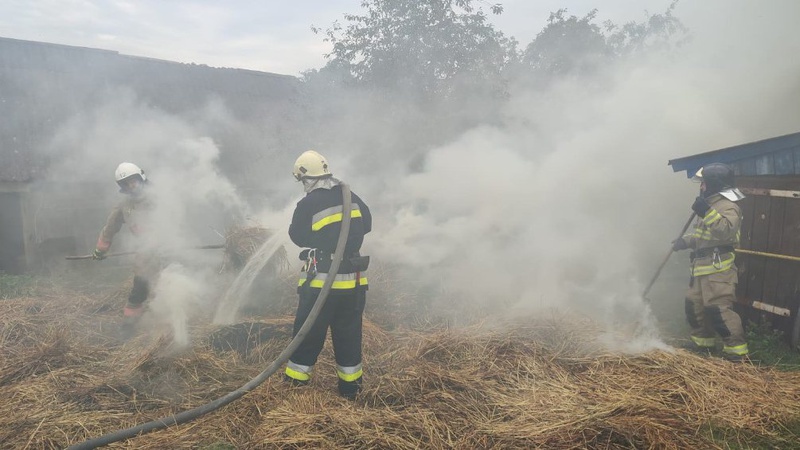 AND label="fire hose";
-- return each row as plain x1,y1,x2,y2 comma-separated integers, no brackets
67,184,353,449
